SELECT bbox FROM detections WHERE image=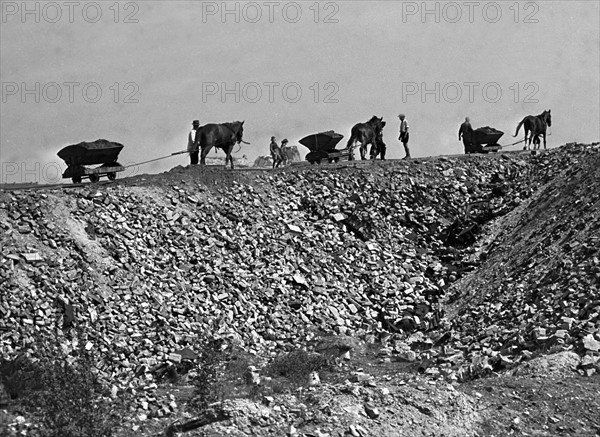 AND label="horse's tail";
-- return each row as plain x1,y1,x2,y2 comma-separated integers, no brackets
346,129,356,149
513,118,526,137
